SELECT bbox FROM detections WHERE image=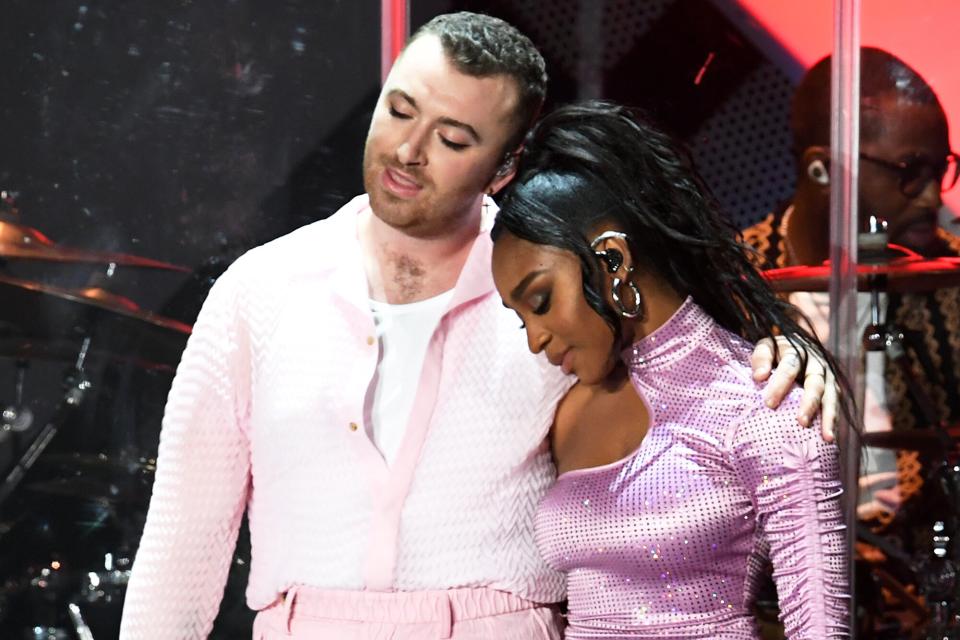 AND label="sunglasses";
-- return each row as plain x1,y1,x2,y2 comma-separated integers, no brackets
860,151,960,198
